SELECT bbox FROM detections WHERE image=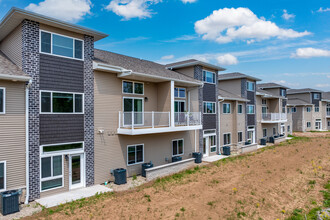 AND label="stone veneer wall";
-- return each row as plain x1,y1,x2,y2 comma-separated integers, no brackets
84,35,95,186
194,65,204,153
22,19,40,201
